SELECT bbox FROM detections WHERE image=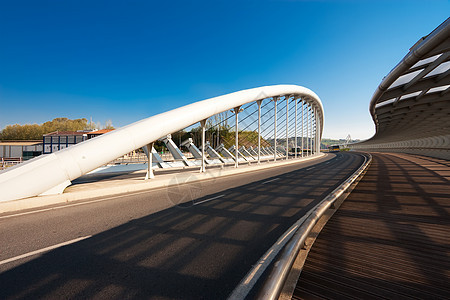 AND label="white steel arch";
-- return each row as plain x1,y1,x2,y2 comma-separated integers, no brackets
0,85,324,202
